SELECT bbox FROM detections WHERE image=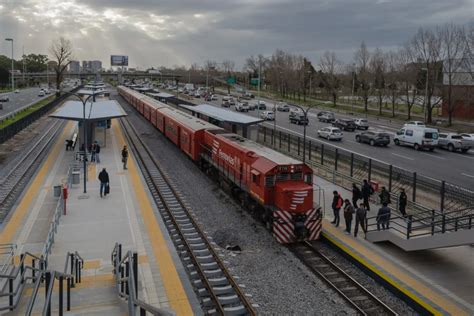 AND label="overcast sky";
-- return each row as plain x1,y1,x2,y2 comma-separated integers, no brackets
0,0,473,69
